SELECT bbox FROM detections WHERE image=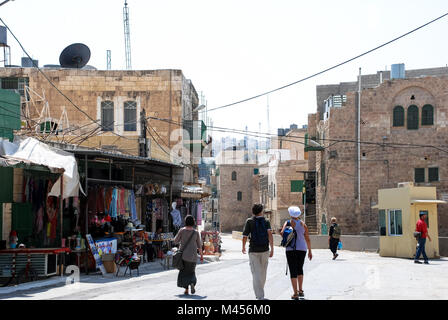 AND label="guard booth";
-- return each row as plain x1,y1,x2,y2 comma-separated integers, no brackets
374,182,444,258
